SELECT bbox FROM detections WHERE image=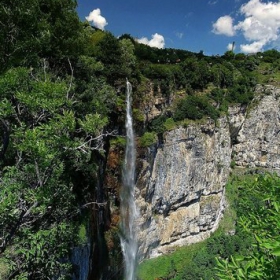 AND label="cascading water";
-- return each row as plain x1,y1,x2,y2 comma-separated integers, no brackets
120,80,138,280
